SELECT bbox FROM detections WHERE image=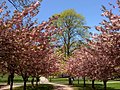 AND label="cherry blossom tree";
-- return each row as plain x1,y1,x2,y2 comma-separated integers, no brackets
0,1,22,89
13,9,58,90
67,1,120,90
66,46,90,86
86,1,120,89
0,1,59,90
7,0,42,11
